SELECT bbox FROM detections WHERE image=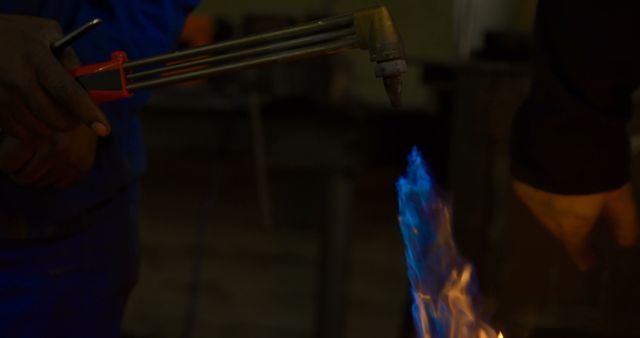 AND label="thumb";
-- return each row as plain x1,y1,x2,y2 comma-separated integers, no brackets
34,47,111,136
0,136,36,173
603,182,639,248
